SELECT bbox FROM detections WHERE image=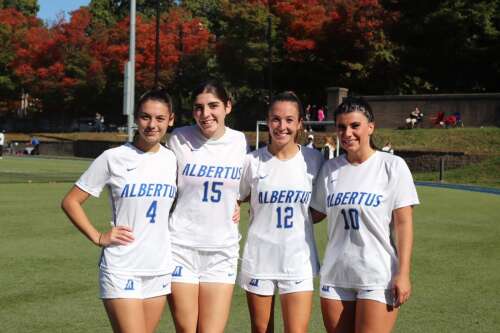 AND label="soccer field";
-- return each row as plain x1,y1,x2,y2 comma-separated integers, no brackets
1,156,499,332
